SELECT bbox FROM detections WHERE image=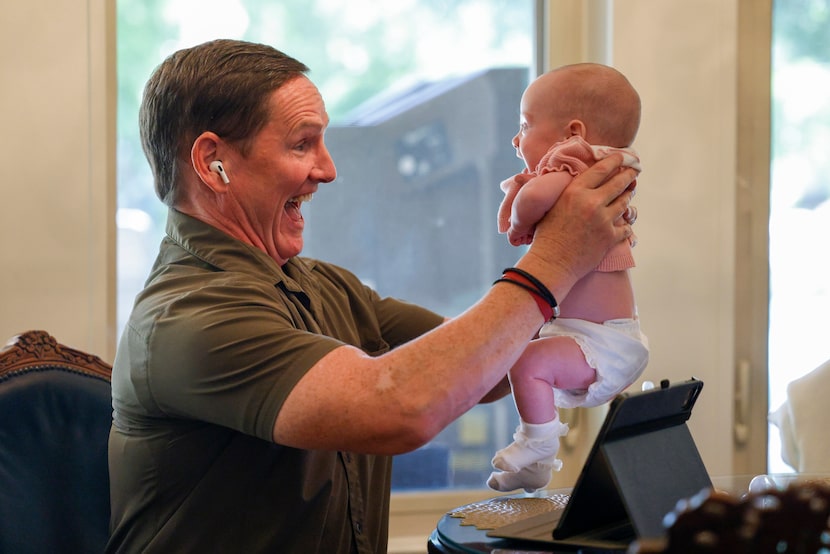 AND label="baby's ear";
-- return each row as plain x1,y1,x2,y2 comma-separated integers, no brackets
567,119,587,138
